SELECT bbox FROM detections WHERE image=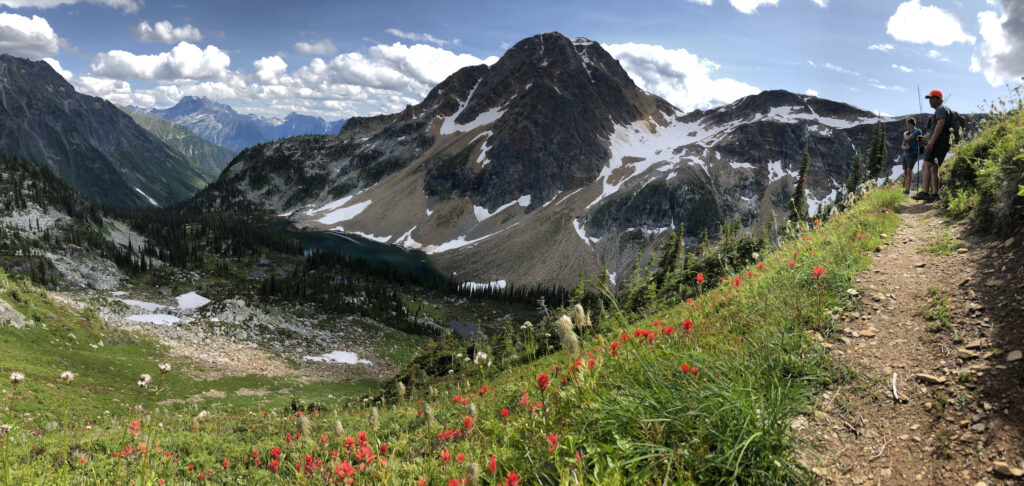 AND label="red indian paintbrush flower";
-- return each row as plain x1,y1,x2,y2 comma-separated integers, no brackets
488,454,497,473
504,471,522,486
787,259,796,268
501,408,510,419
536,373,550,392
812,266,826,279
696,273,704,284
682,363,690,373
463,415,475,431
547,432,559,454
440,448,452,463
682,319,693,331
